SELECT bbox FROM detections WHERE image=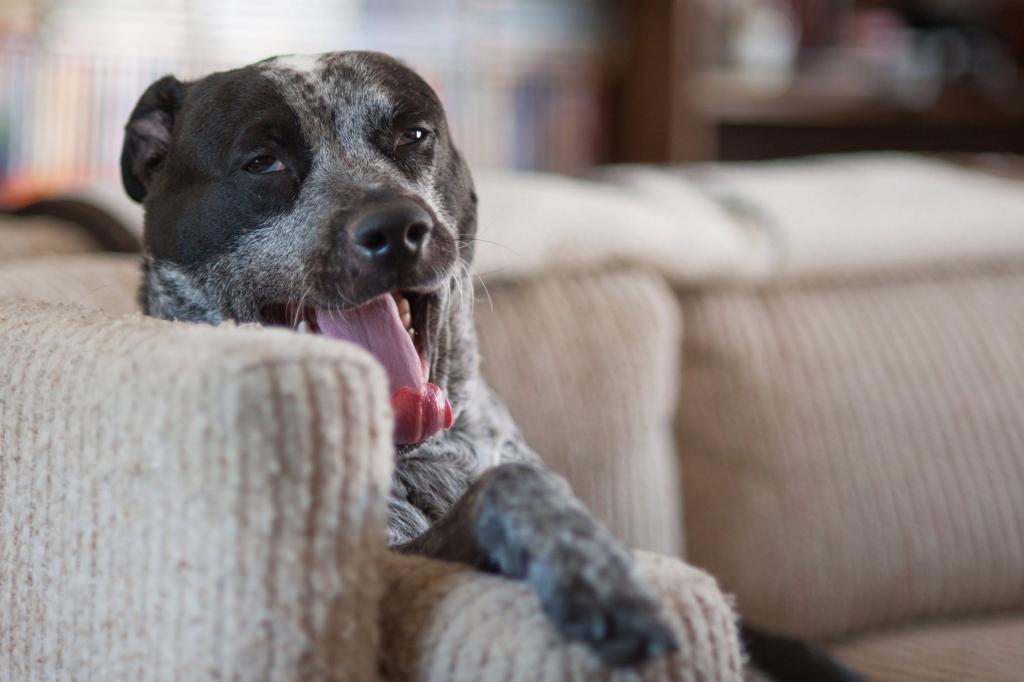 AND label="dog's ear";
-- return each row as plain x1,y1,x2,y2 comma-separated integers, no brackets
120,75,188,203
